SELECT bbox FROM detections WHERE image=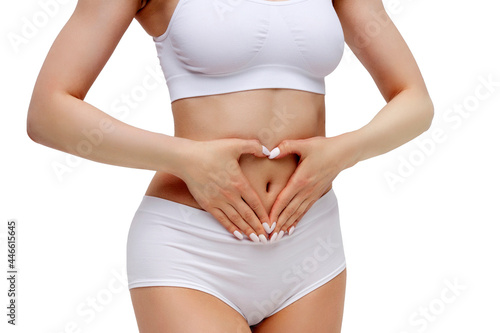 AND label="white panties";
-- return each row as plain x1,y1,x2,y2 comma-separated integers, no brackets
126,188,346,326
